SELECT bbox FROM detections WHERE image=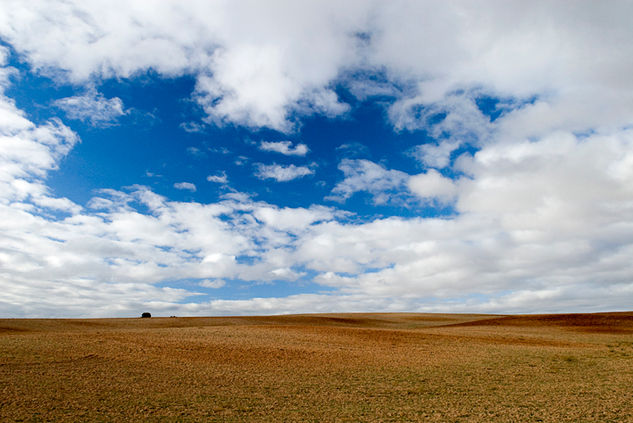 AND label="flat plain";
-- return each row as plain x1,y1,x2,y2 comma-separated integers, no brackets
1,312,632,422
